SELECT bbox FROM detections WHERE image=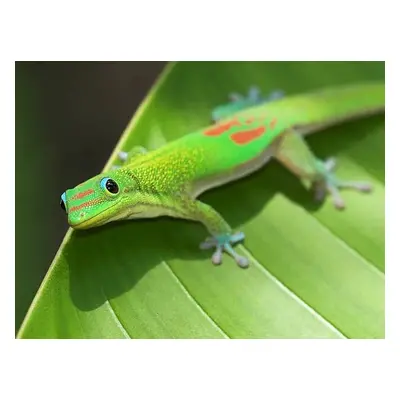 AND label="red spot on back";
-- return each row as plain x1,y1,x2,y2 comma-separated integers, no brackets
230,126,266,145
269,118,277,129
204,118,240,136
72,189,94,200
